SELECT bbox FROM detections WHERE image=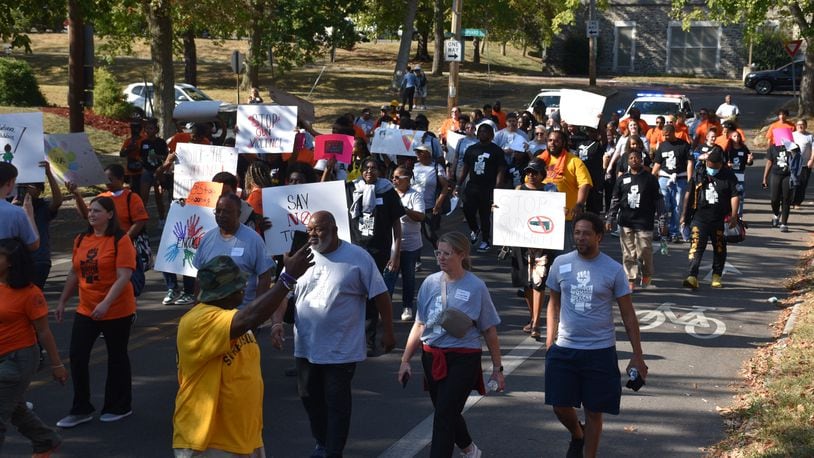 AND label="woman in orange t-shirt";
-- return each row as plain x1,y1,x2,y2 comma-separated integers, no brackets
55,196,137,429
0,238,67,454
